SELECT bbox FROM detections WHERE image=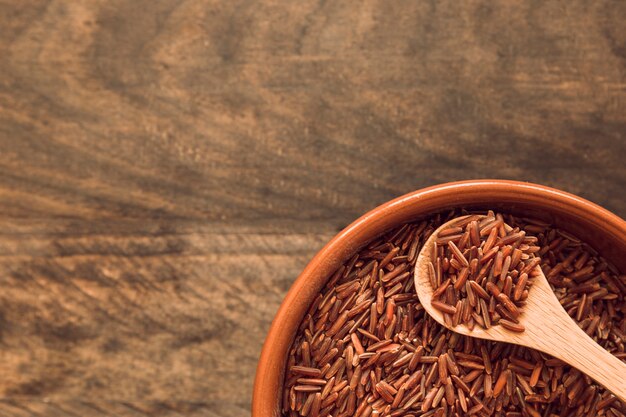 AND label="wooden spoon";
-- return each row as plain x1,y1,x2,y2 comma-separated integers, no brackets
415,215,626,402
